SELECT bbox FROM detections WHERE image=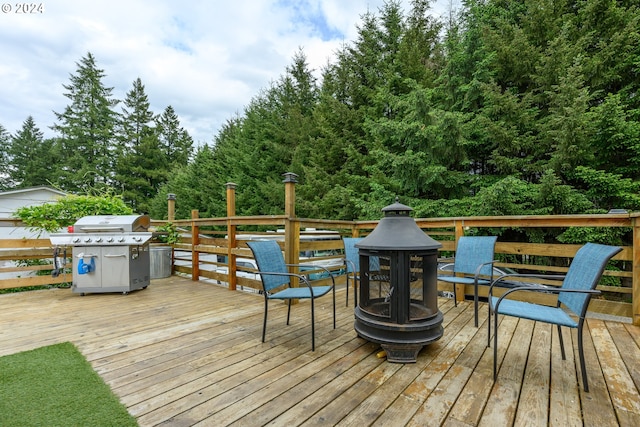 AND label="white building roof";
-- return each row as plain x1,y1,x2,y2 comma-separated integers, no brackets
0,186,67,219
